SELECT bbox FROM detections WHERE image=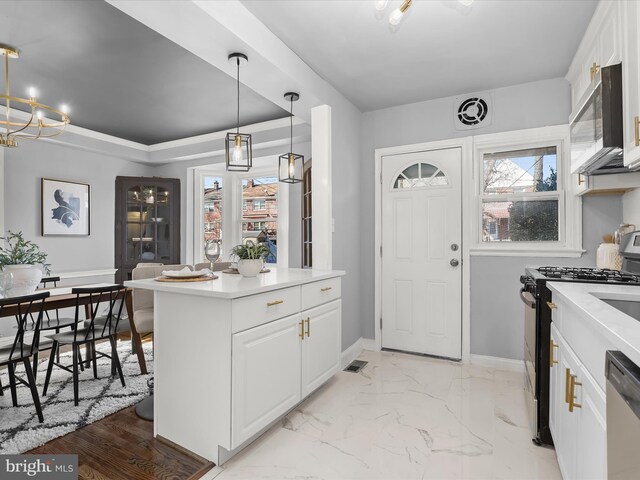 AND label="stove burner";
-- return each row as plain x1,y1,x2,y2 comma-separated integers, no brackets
535,266,640,284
